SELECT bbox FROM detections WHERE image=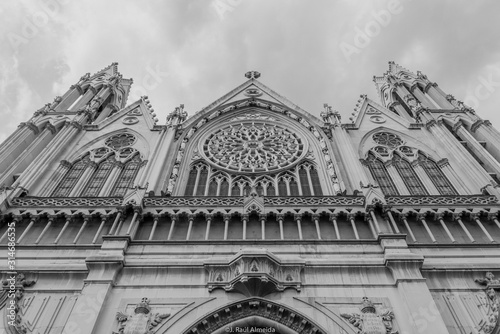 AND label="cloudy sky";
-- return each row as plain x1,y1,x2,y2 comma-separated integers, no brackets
1,0,500,142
